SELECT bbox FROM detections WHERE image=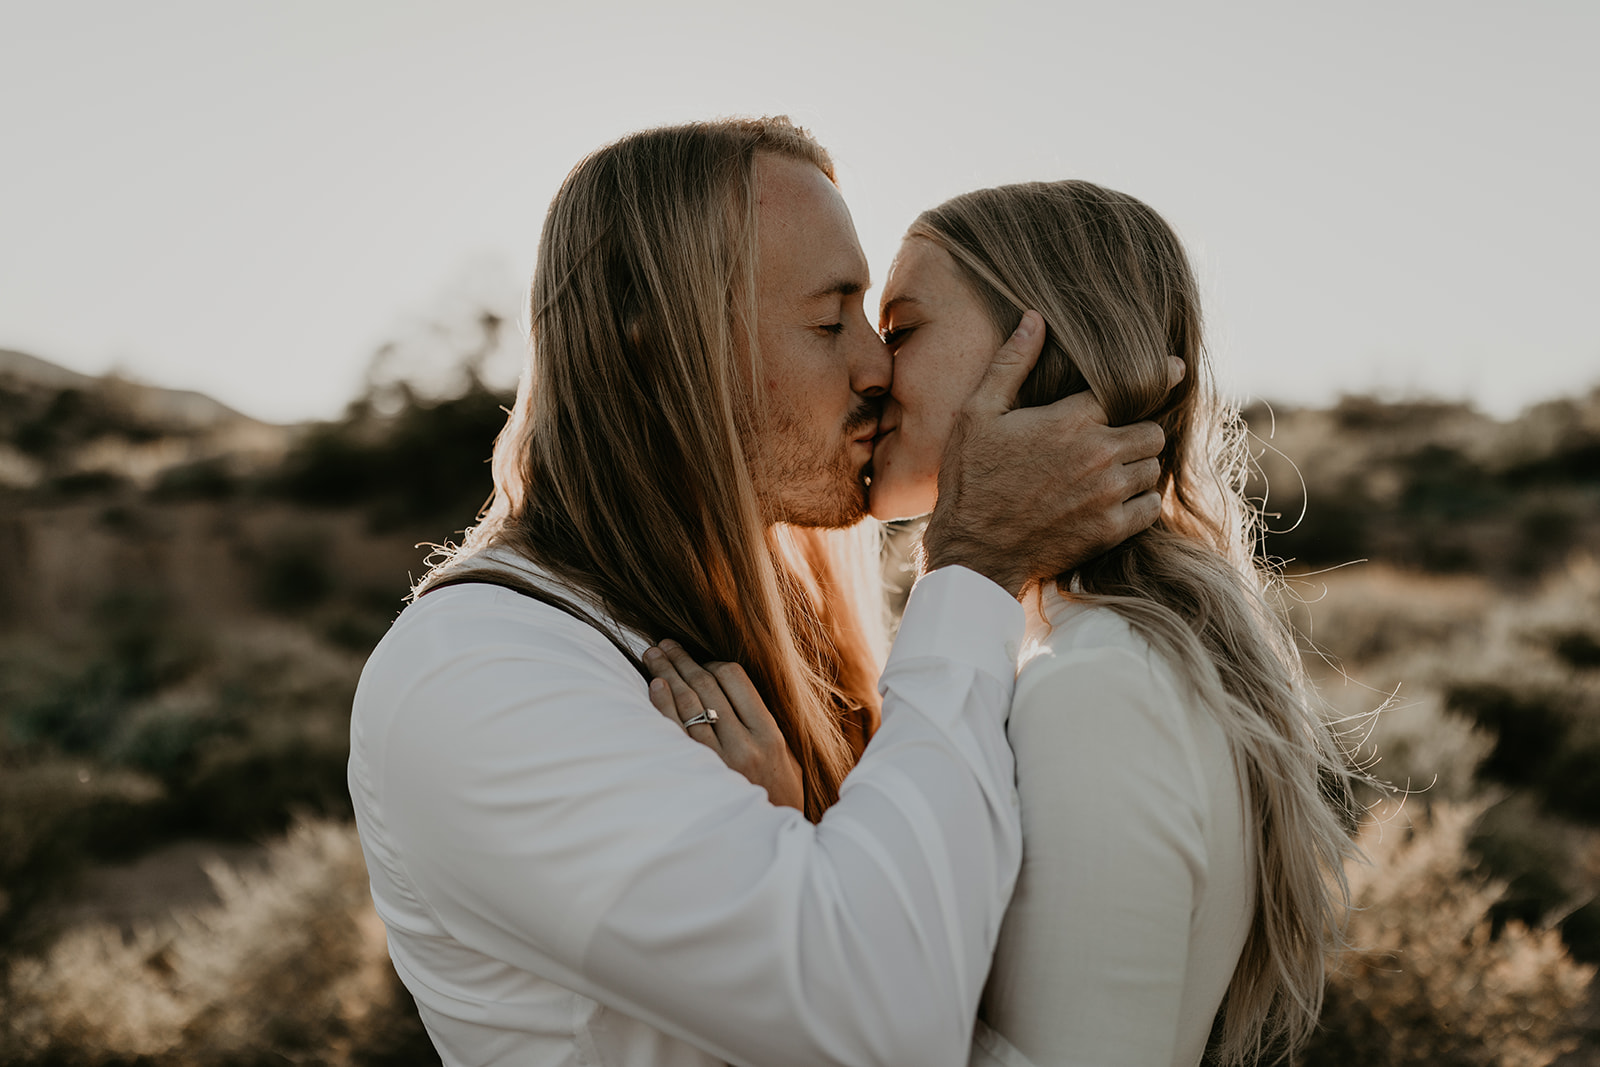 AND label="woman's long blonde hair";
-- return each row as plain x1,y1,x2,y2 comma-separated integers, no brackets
419,118,885,820
910,181,1358,1063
